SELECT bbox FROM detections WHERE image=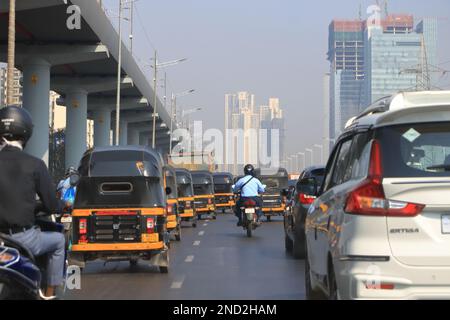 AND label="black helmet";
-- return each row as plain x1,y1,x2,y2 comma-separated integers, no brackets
244,164,255,176
0,105,34,143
